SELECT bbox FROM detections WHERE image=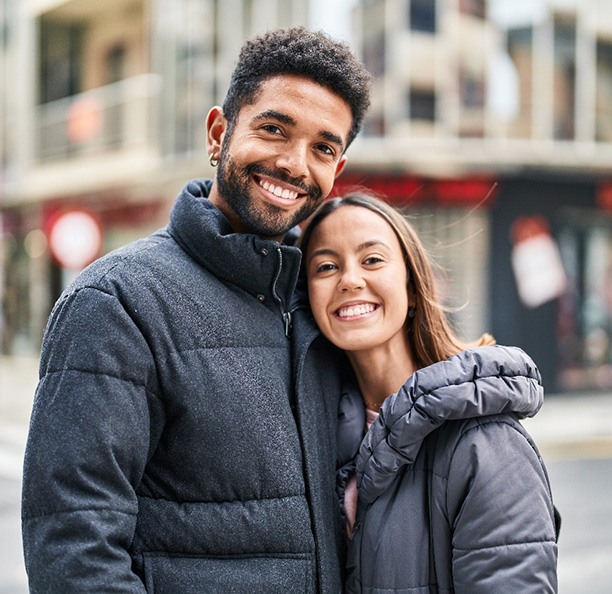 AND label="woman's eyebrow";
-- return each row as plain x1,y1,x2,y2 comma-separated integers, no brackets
308,247,339,262
357,240,389,250
308,241,390,263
